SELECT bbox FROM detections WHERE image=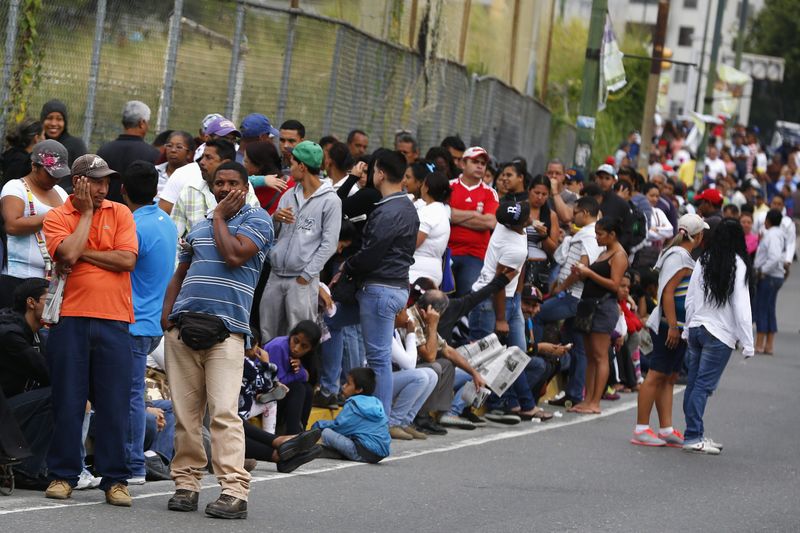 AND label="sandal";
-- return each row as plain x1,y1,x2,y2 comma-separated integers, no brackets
531,409,554,421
